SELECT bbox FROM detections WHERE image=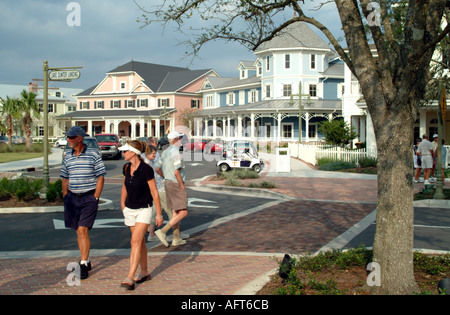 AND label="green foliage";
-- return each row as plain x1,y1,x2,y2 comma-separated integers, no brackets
318,119,358,147
318,161,356,171
358,157,378,168
0,177,62,202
